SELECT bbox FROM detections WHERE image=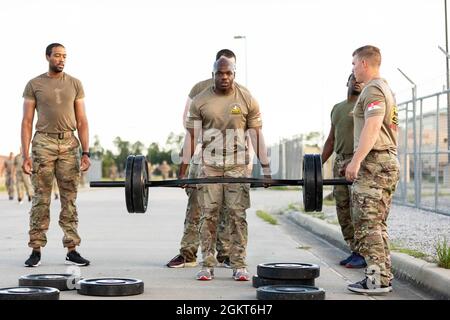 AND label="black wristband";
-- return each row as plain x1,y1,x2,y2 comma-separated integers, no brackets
82,151,91,158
